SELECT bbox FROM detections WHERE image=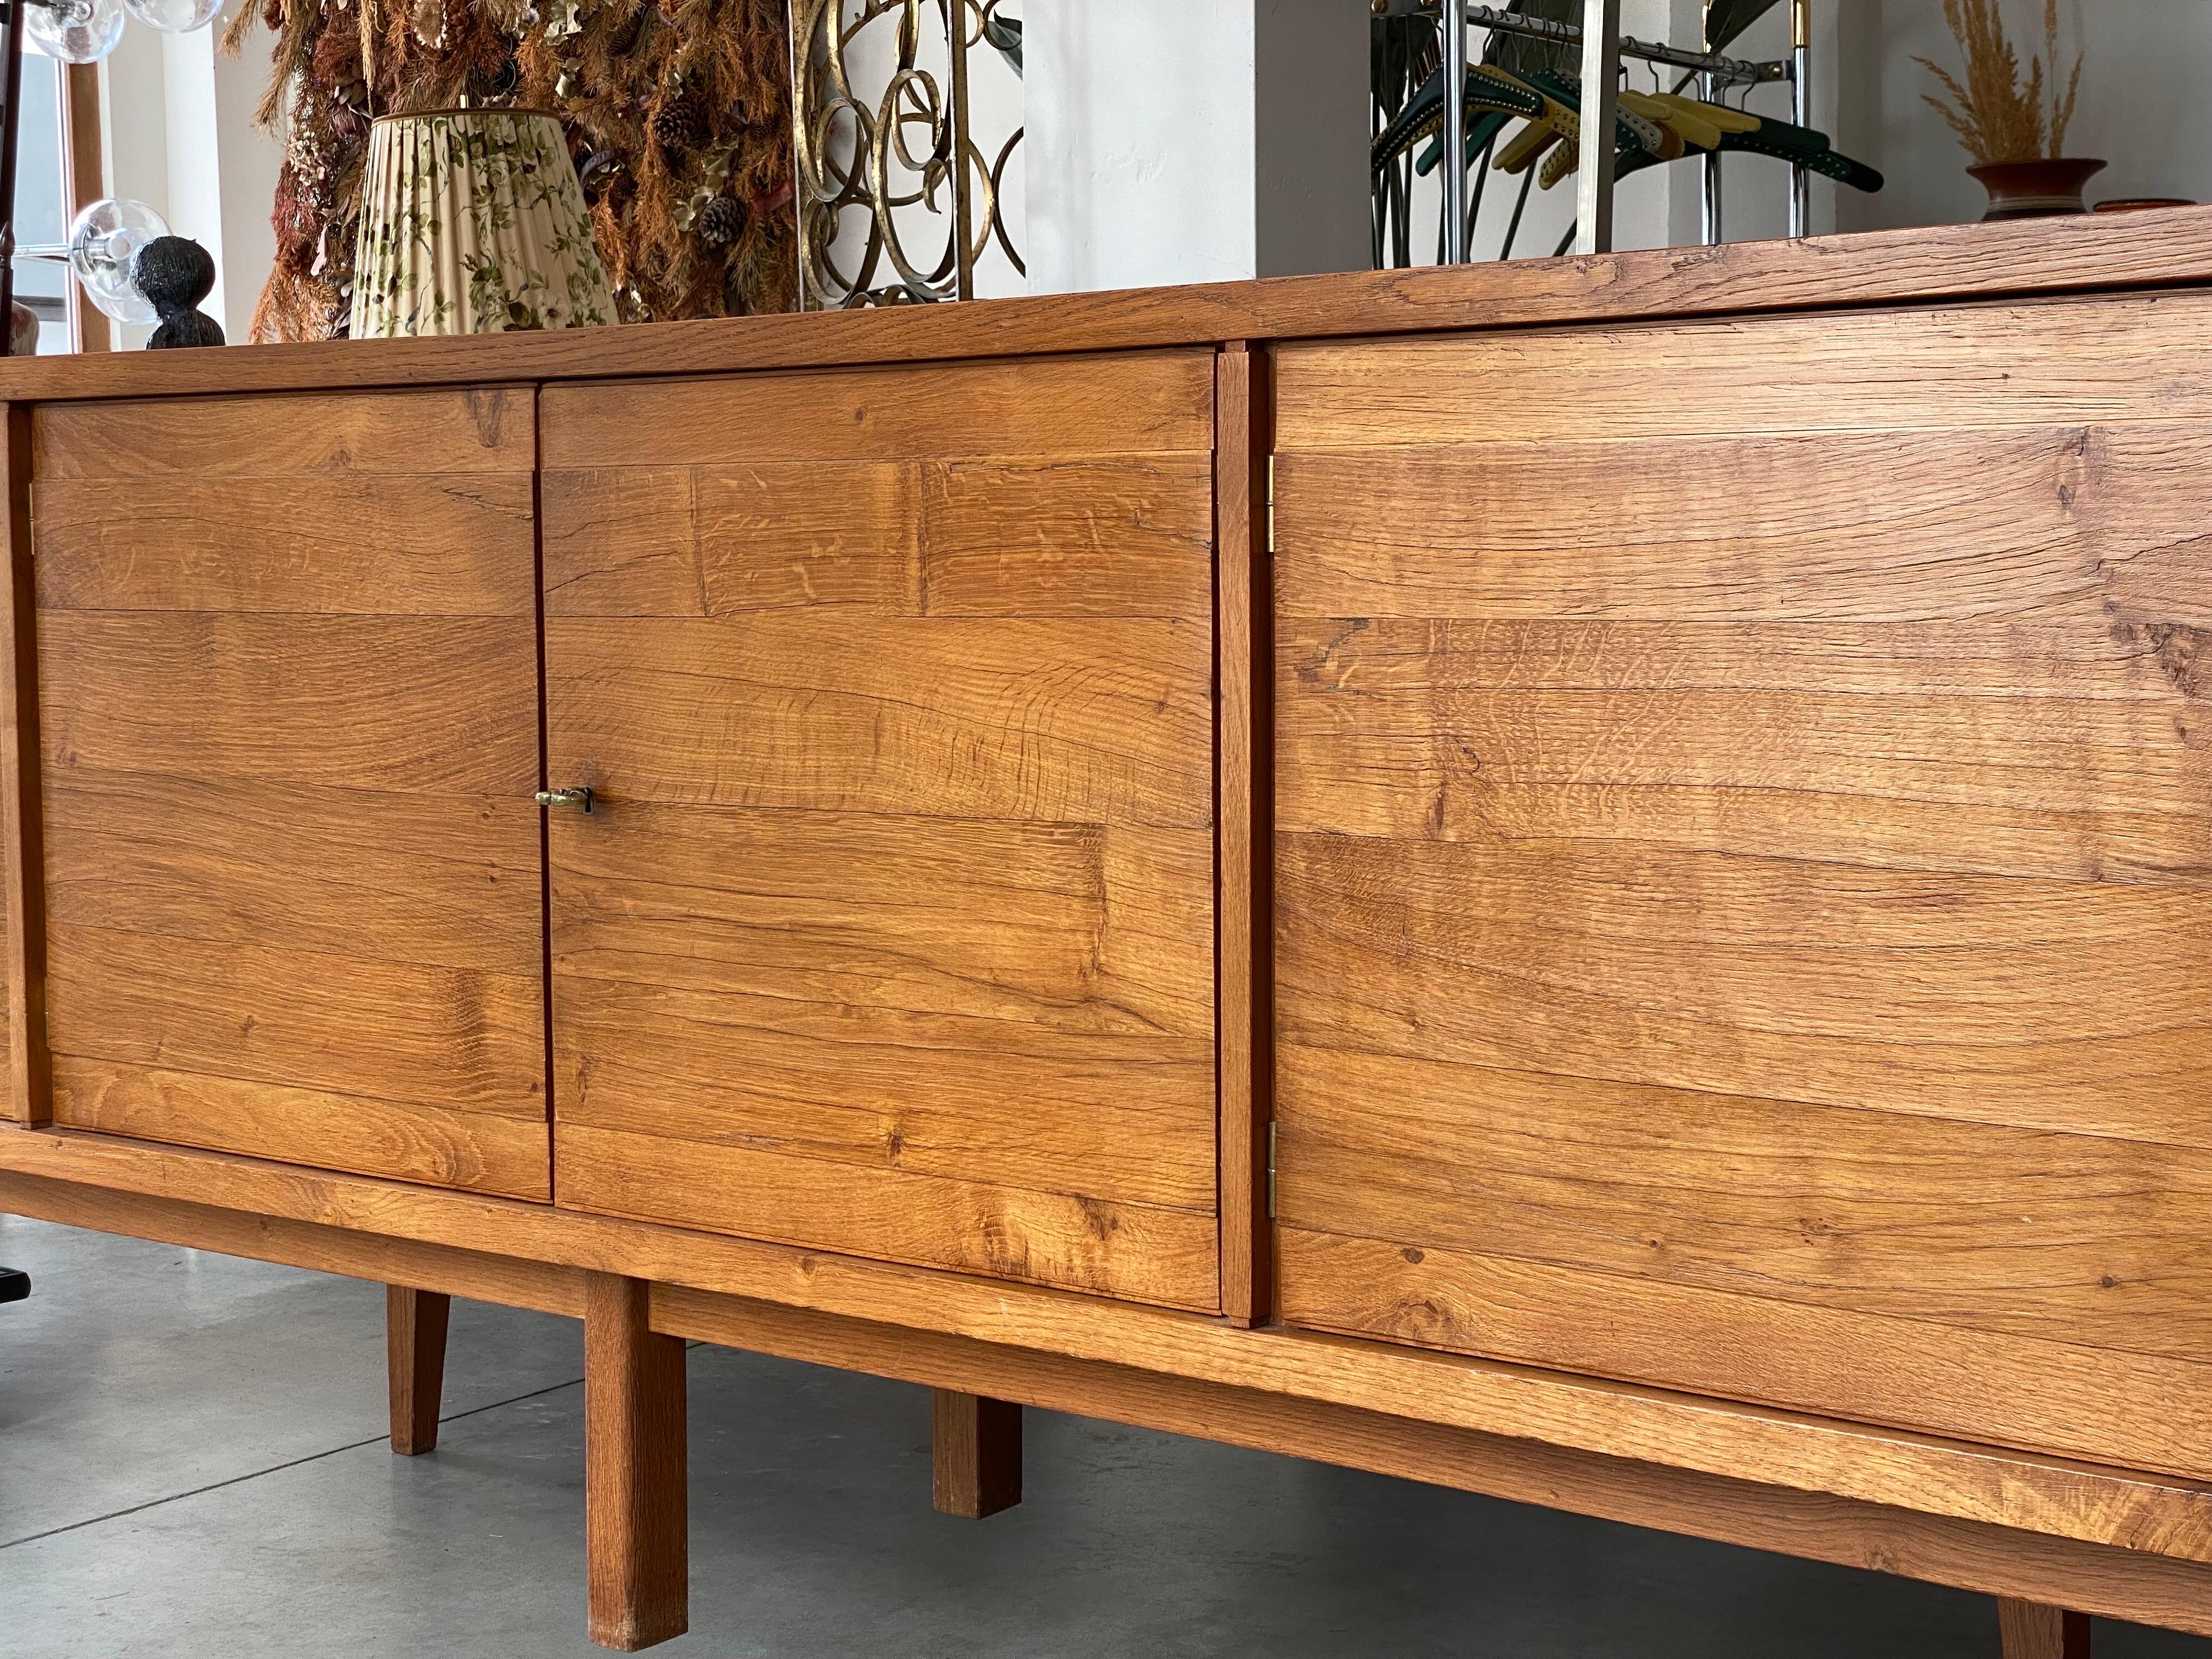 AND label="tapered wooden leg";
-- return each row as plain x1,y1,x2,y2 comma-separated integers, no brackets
584,1273,687,1652
932,1389,1022,1519
386,1284,450,1456
1999,1599,2091,1659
